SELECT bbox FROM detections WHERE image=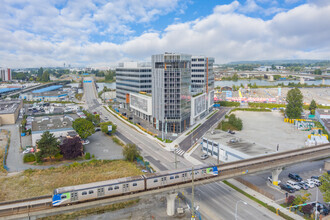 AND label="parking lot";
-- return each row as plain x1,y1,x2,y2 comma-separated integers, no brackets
240,159,328,205
84,131,124,160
